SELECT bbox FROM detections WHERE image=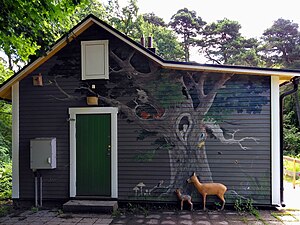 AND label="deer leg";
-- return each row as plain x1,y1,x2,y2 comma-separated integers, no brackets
218,194,225,210
188,200,193,211
202,194,207,211
181,200,183,210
